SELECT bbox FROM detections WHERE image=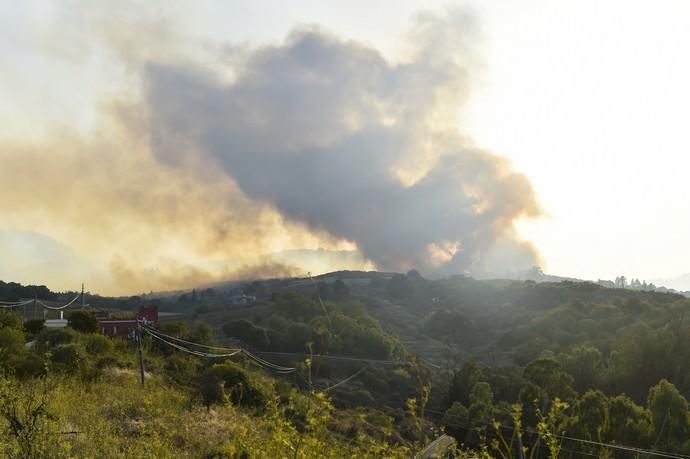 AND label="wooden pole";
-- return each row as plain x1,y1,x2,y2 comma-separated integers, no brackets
137,320,145,387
